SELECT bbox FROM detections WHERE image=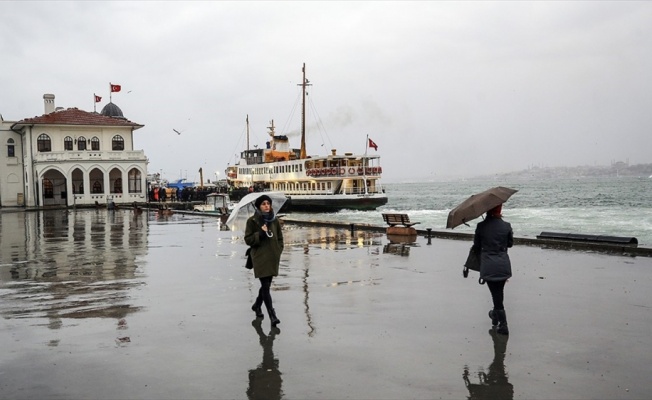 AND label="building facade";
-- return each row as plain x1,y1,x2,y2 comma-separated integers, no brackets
1,94,148,208
0,114,24,206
